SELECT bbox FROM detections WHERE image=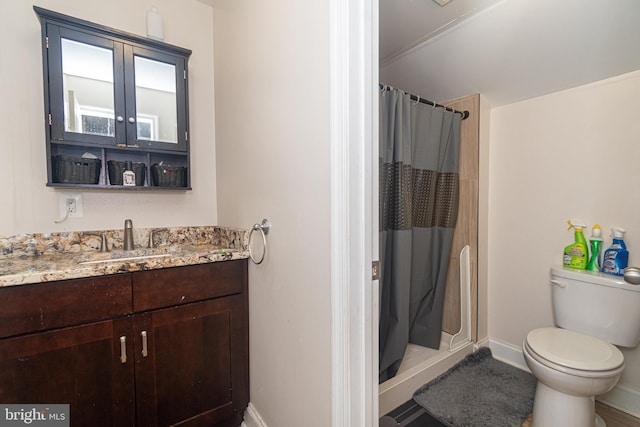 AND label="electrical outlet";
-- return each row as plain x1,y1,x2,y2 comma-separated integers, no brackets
66,198,77,214
59,194,83,218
